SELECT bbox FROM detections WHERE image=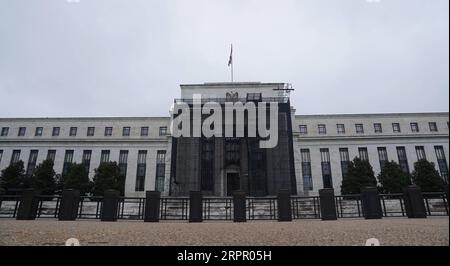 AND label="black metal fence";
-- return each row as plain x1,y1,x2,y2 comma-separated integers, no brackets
0,192,448,221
